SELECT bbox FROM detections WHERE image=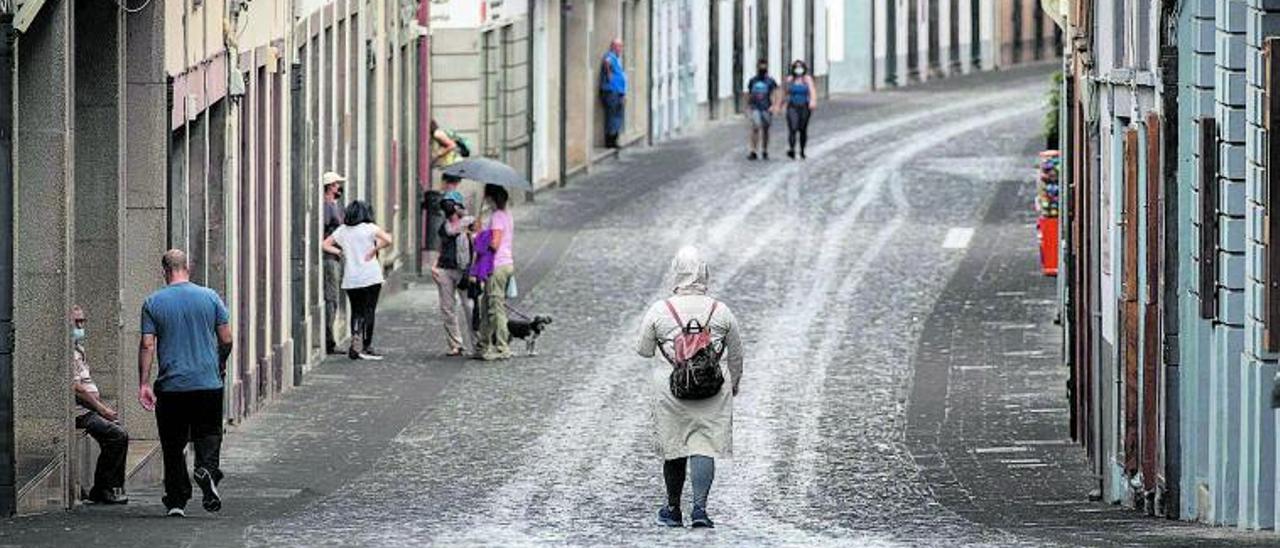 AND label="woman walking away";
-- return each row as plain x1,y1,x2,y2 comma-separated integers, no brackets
323,200,393,361
477,184,516,361
636,246,744,528
785,59,818,160
434,199,476,356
